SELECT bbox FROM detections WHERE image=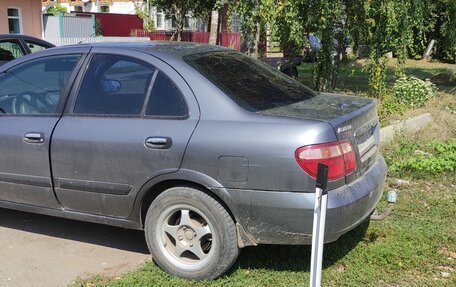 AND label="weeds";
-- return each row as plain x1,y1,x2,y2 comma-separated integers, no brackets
386,139,456,178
